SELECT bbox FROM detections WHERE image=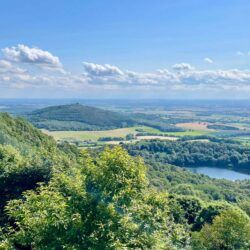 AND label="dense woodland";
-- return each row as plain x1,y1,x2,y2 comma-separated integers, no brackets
126,140,250,170
0,113,249,249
